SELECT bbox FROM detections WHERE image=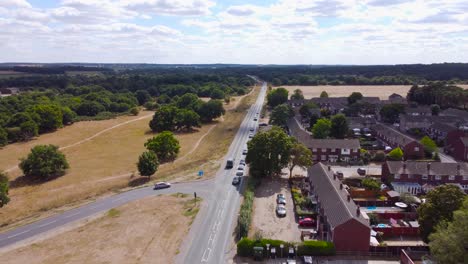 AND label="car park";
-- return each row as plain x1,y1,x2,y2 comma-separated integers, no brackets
276,204,287,217
298,218,315,227
153,182,171,190
236,170,244,176
232,176,241,185
357,168,366,175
